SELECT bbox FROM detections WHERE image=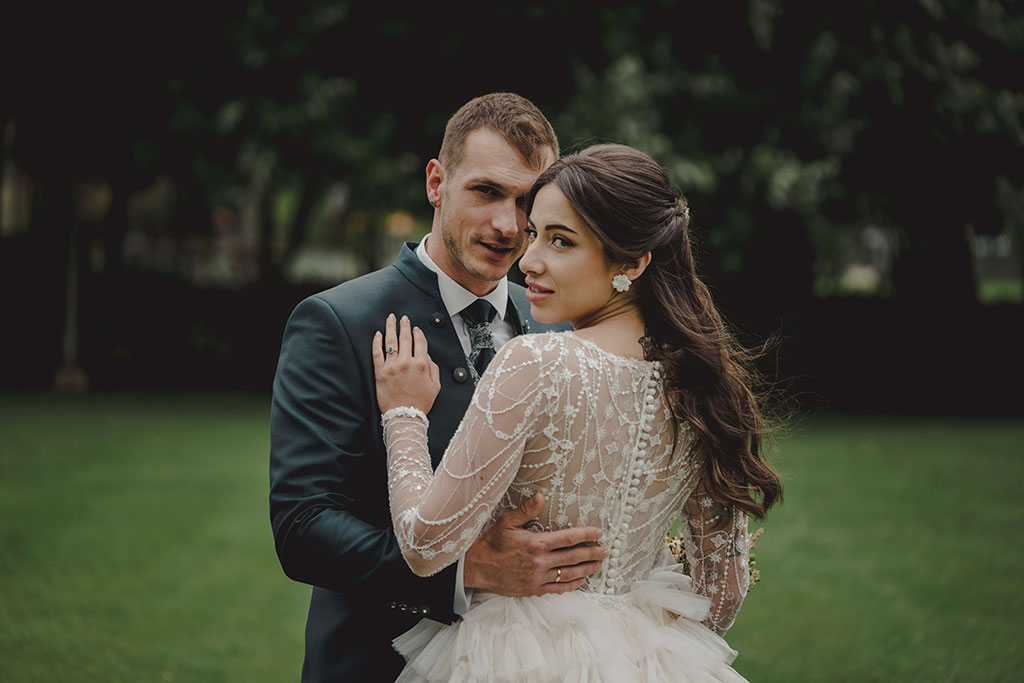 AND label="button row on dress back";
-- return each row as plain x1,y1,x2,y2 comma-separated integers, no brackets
601,365,662,595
